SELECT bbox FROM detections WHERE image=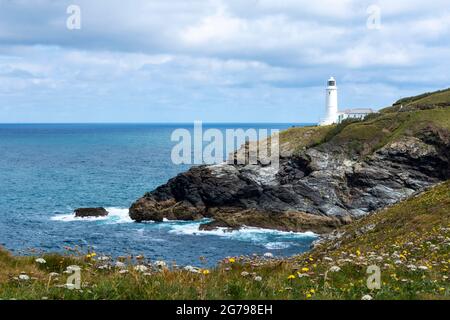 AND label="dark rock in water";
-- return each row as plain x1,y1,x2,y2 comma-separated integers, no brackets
75,207,108,218
129,119,450,234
